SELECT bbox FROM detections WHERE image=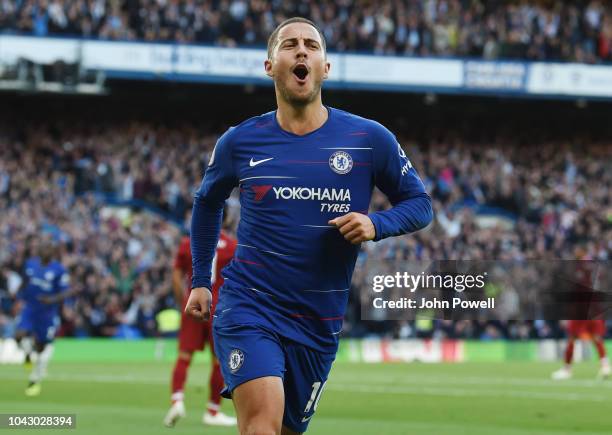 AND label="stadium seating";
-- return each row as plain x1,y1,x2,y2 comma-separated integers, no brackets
1,0,611,62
